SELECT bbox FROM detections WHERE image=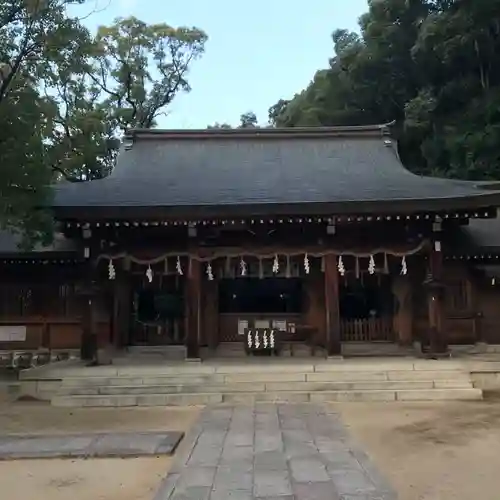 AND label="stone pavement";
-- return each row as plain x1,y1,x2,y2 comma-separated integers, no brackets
0,431,183,459
154,404,397,500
